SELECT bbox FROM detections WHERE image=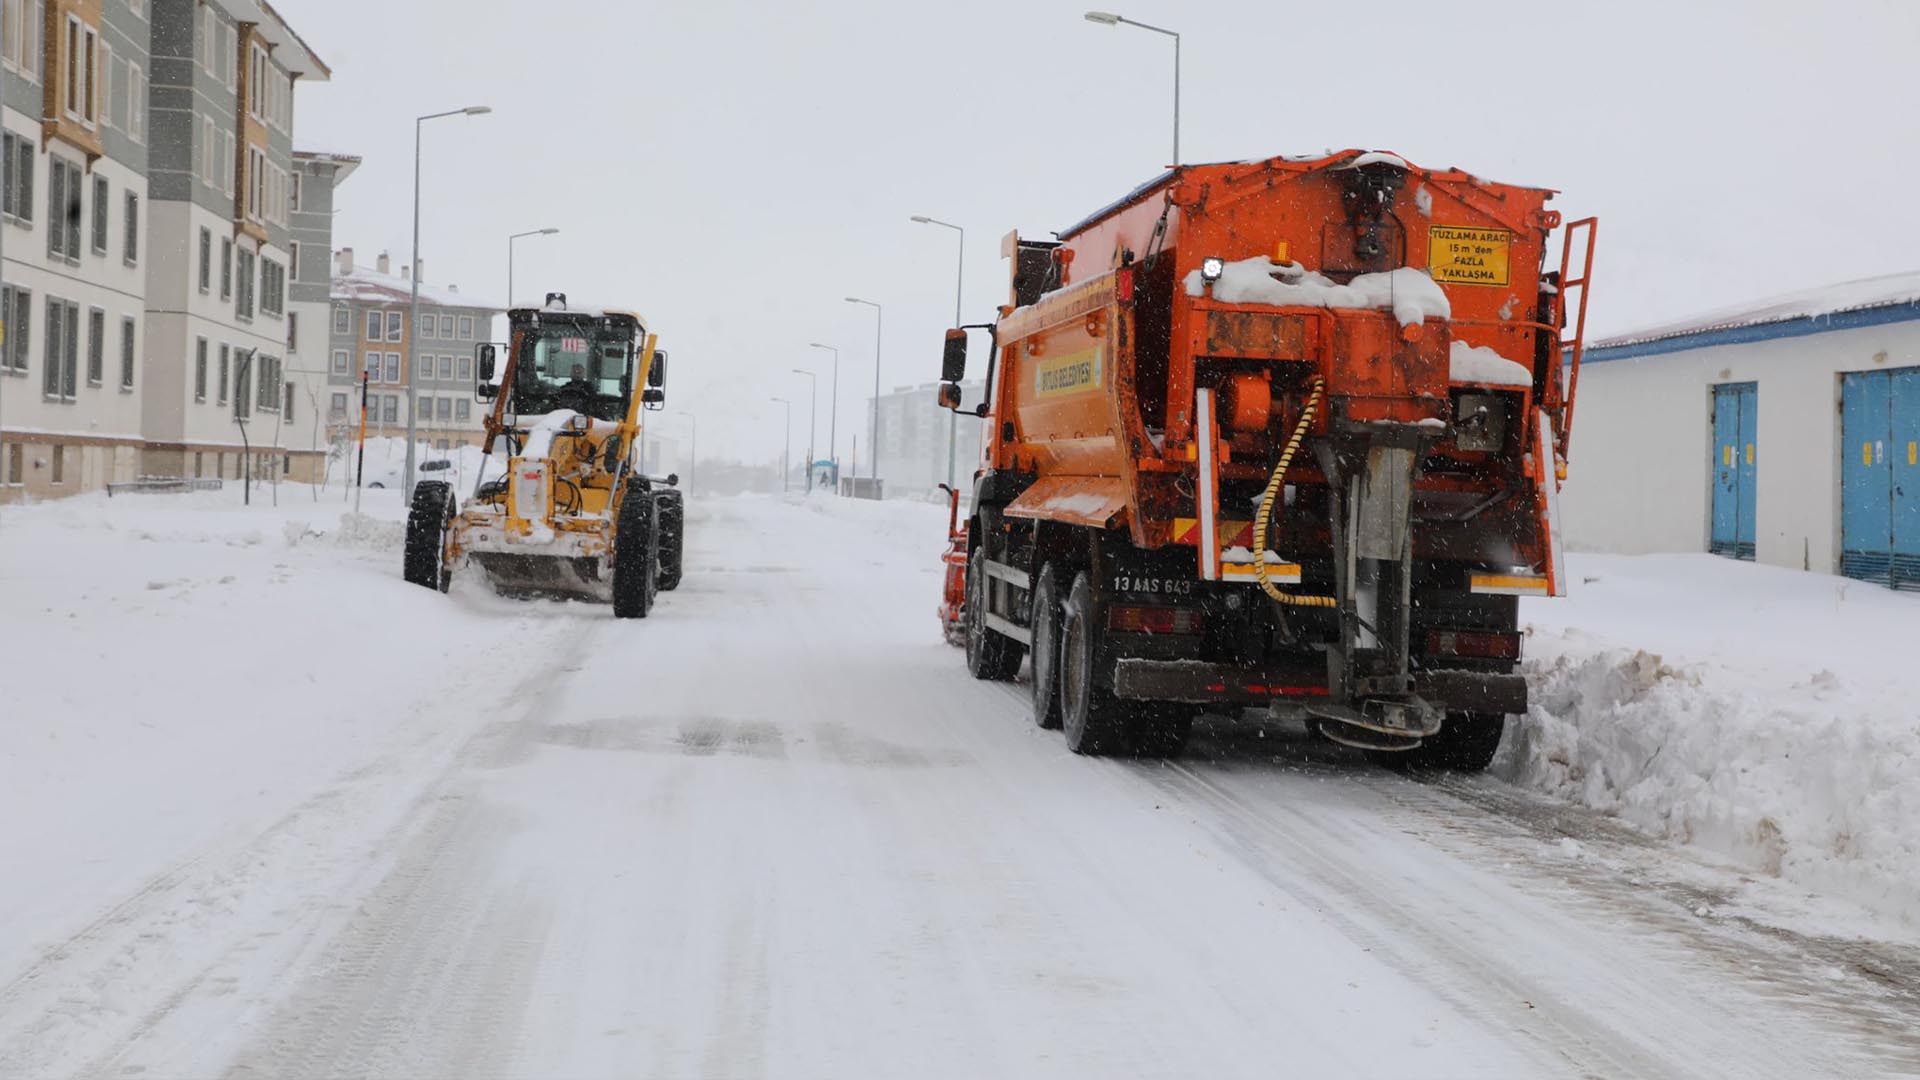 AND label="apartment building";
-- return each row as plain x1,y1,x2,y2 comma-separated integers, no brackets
0,0,330,501
326,249,500,451
0,0,153,499
867,380,986,498
287,147,353,473
139,0,328,485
